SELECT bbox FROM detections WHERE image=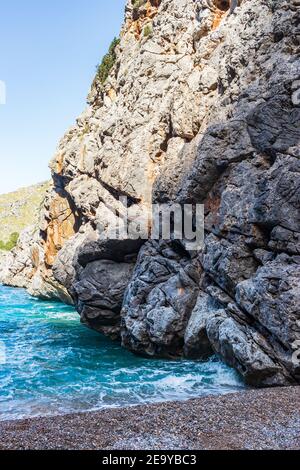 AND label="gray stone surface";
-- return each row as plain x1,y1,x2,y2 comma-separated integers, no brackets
2,0,300,386
0,226,39,289
74,259,134,339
